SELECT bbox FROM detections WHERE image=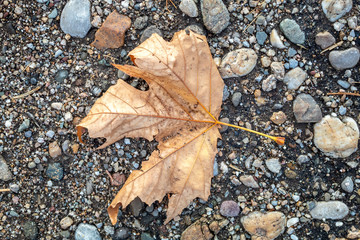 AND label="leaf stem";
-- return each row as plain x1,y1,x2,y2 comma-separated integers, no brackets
0,189,10,193
216,121,285,145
